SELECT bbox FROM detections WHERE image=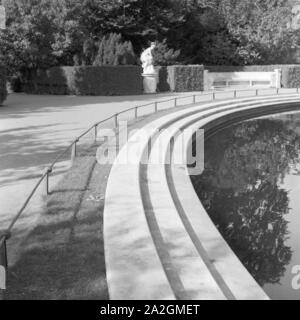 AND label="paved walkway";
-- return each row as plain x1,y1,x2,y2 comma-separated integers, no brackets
0,92,194,264
0,88,288,264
